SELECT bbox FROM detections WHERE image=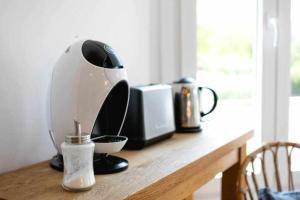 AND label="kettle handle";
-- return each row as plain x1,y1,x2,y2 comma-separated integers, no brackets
198,87,218,117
